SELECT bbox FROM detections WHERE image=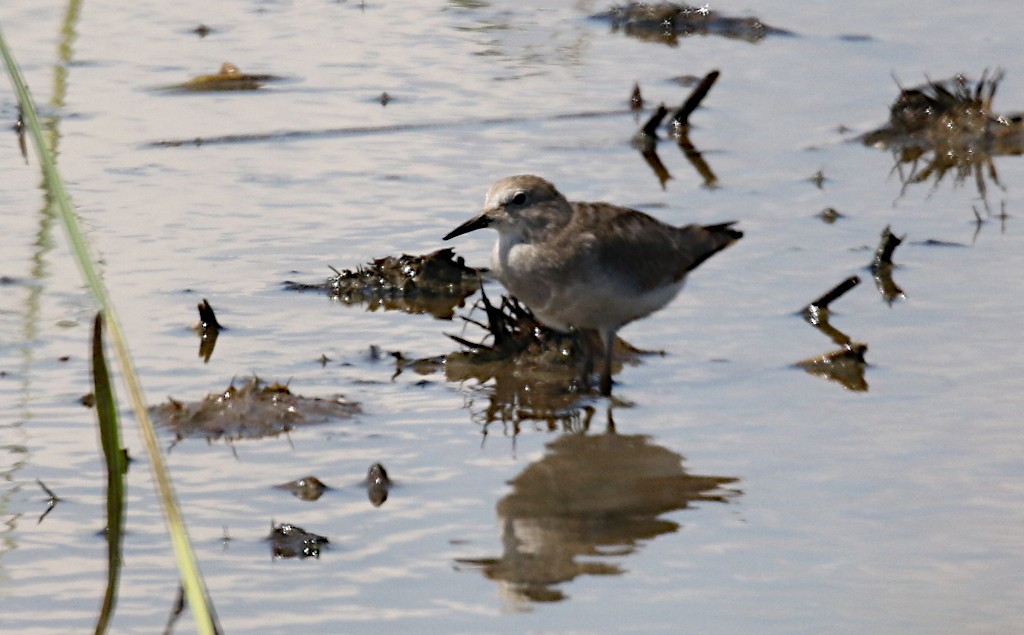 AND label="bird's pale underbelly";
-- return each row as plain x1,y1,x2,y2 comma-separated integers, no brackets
494,240,686,332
